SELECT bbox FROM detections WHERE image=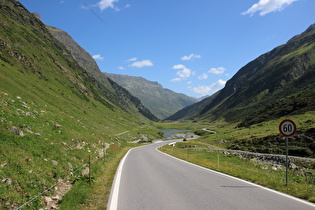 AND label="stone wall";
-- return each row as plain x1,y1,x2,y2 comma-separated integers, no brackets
193,148,315,169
